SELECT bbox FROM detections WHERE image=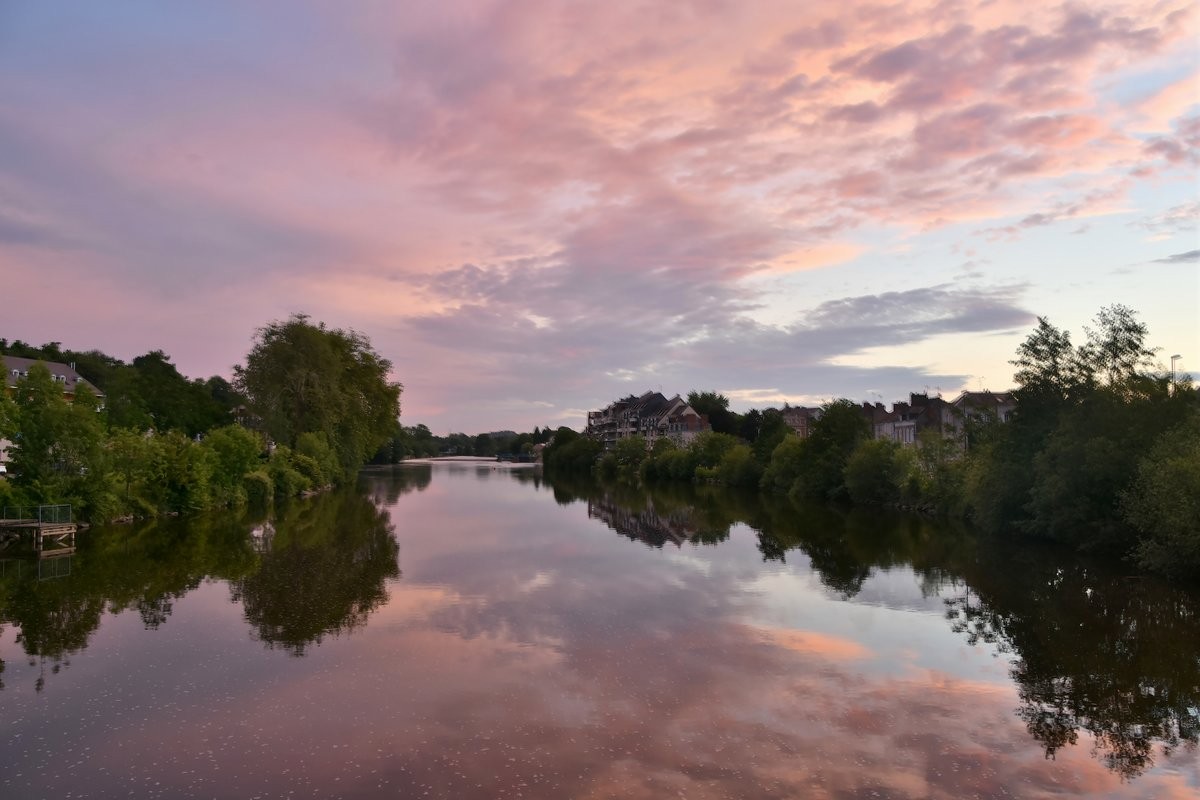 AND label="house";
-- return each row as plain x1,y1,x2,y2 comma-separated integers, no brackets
586,391,710,450
1,356,105,465
950,390,1017,424
2,355,103,402
780,405,822,438
877,393,955,445
944,390,1017,445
